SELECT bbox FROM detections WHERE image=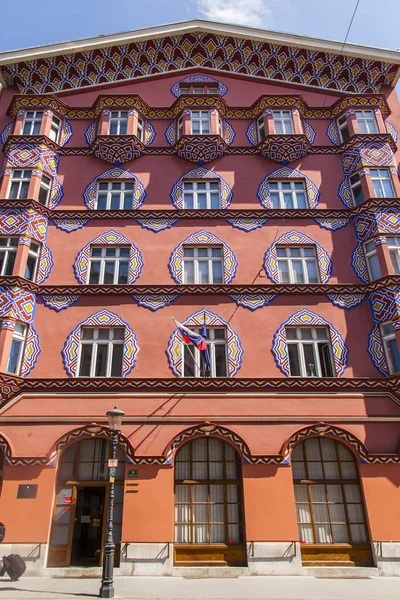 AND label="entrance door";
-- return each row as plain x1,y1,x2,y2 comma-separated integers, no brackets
70,486,105,566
